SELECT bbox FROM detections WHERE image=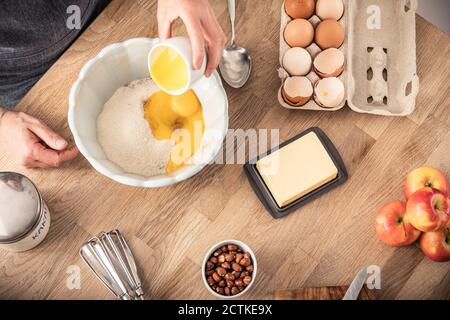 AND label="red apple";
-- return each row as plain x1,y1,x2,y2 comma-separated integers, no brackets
404,166,448,199
376,200,421,247
406,187,450,232
419,221,450,262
